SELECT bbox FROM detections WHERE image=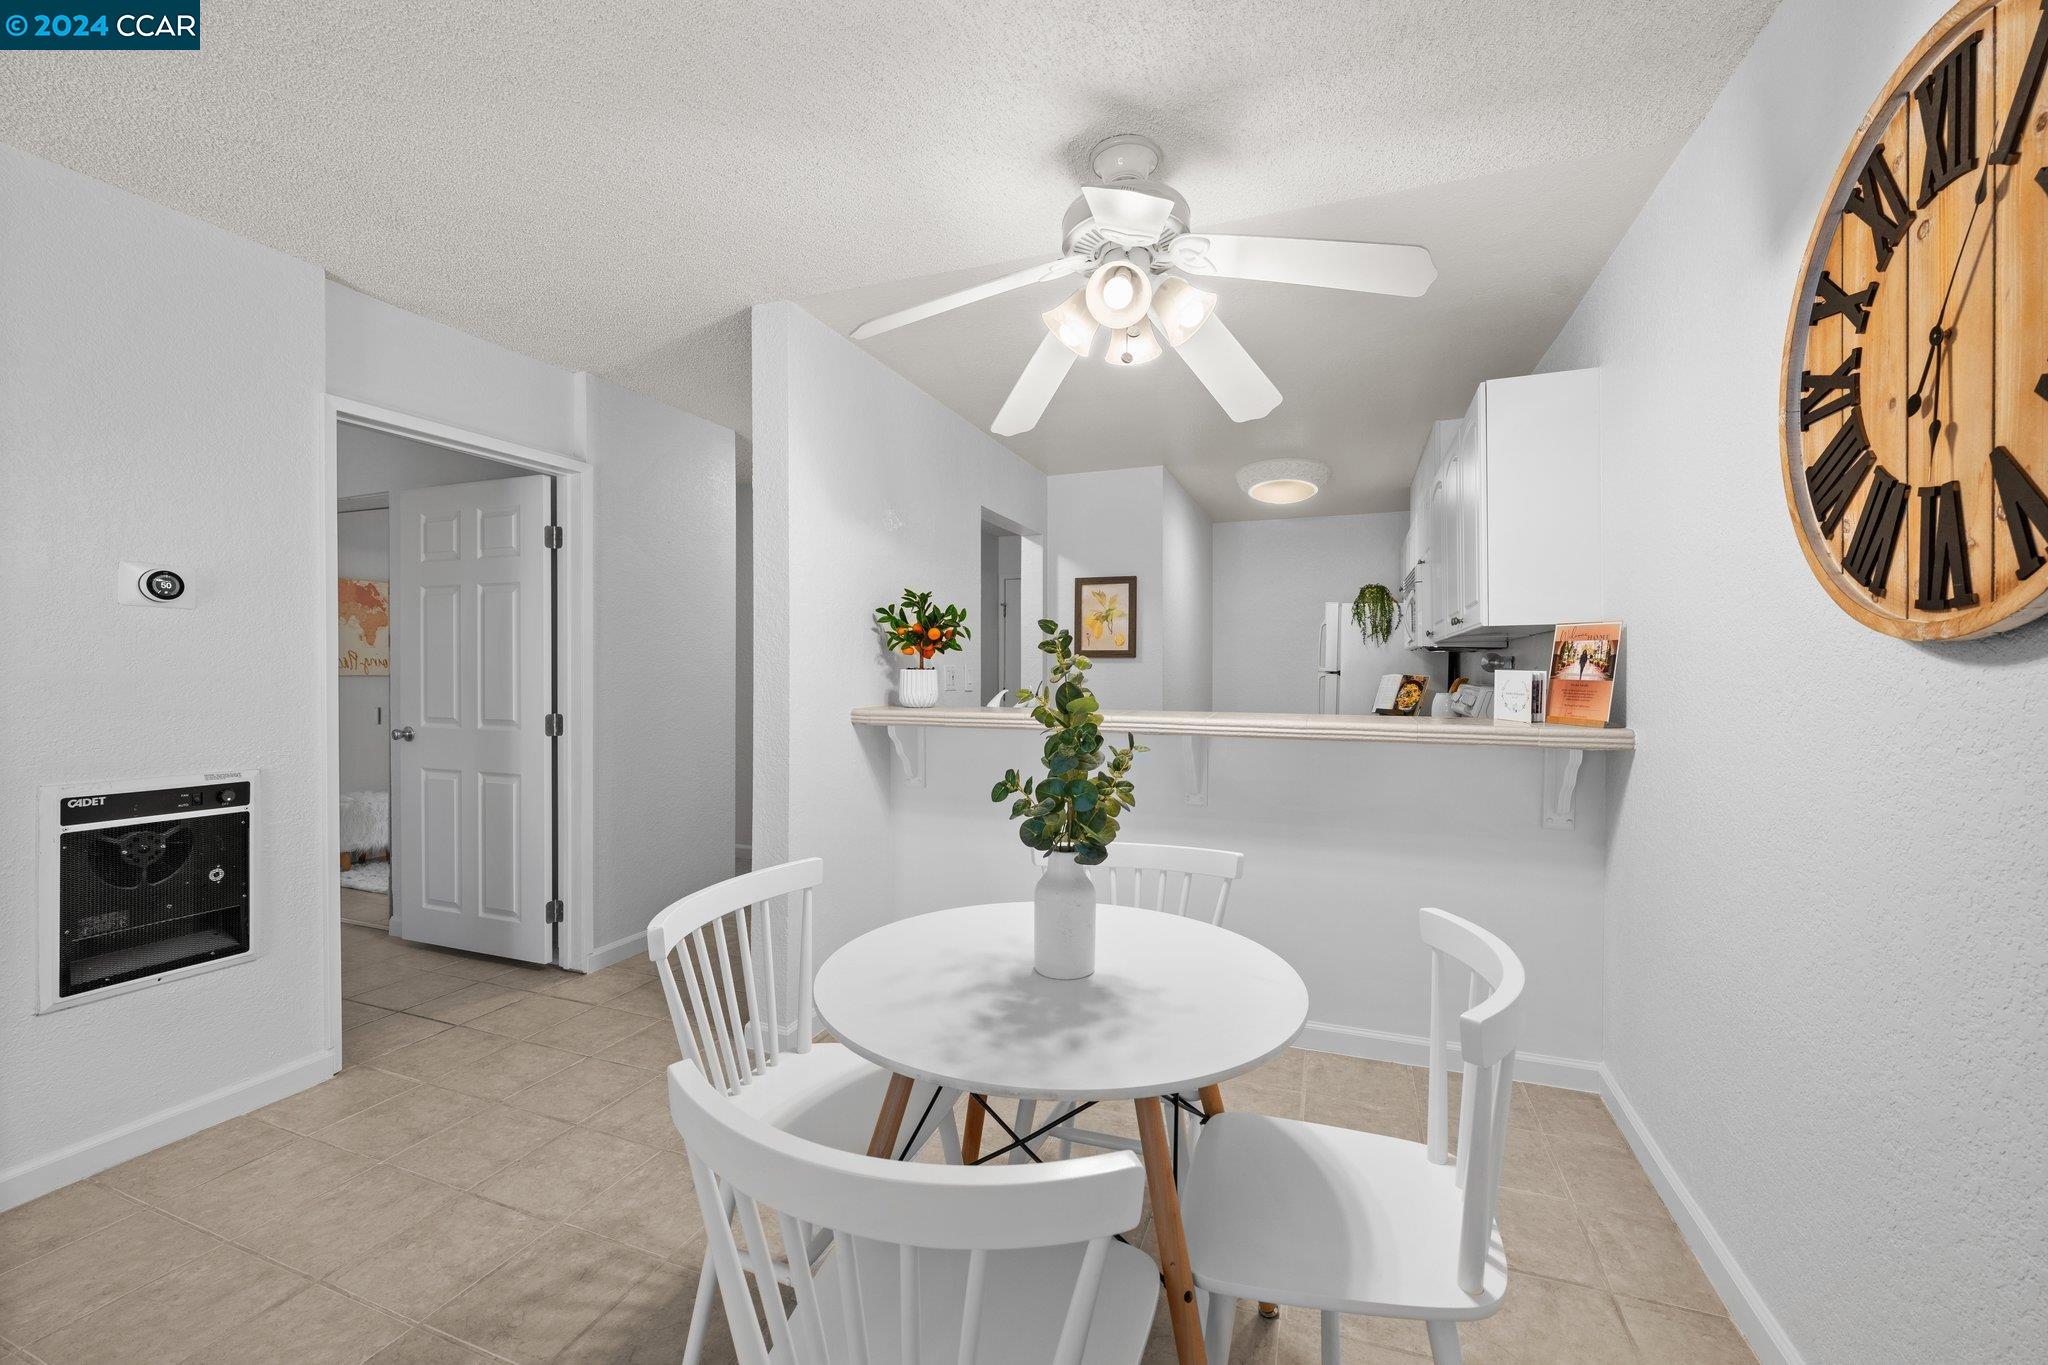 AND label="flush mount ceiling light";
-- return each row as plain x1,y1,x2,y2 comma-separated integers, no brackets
852,133,1437,438
1238,459,1330,505
1104,318,1162,366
